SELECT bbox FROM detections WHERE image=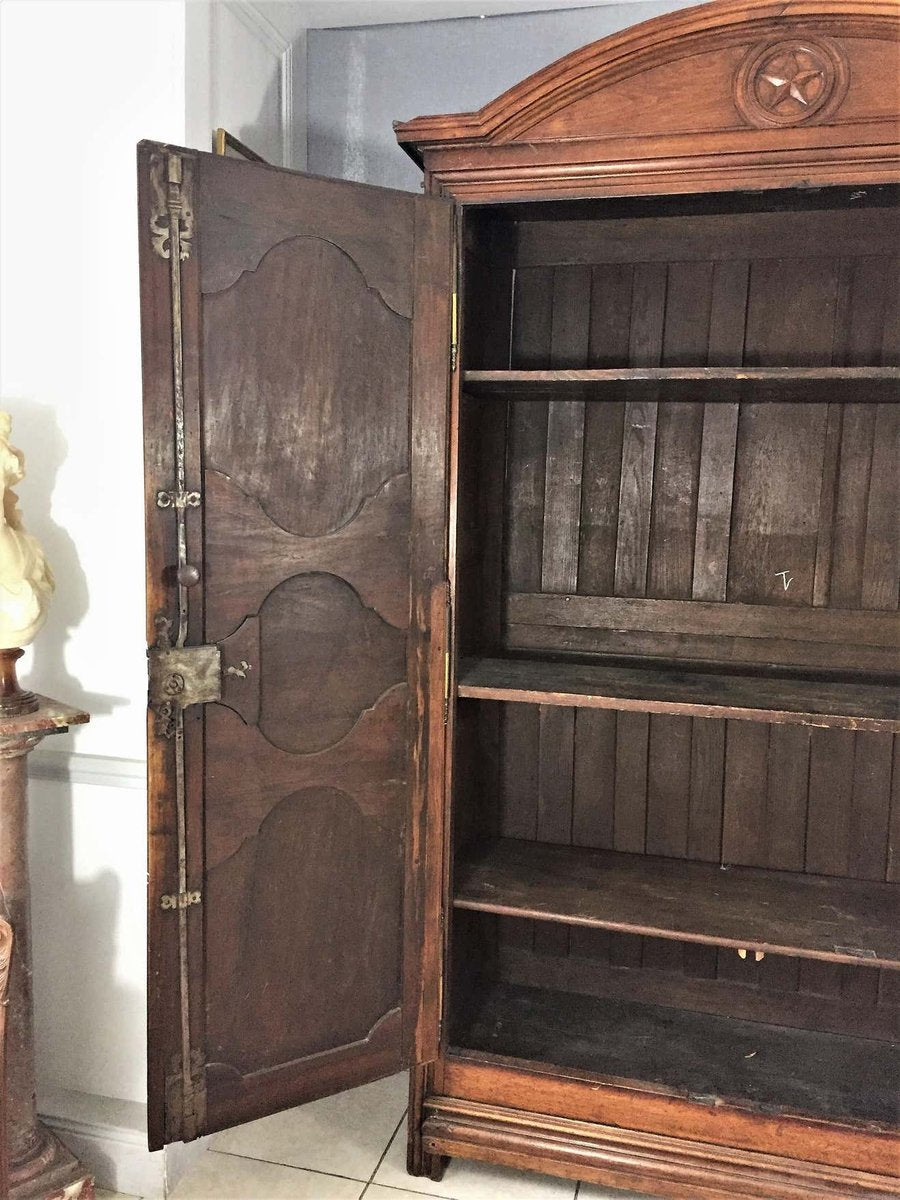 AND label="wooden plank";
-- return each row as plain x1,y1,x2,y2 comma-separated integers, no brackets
454,840,900,970
611,711,649,967
727,403,828,607
645,716,691,860
576,264,631,594
647,262,709,599
514,208,900,268
504,621,896,675
505,592,900,649
541,398,584,589
692,406,740,602
458,657,900,732
762,725,810,874
805,729,856,877
572,710,616,849
499,943,900,1042
536,707,575,845
614,263,666,597
800,730,857,1007
861,403,899,610
812,403,844,607
684,718,726,978
721,722,769,869
849,732,894,882
570,708,617,962
830,404,877,609
452,980,900,1127
888,736,900,884
499,706,539,841
687,719,725,864
534,267,592,959
644,715,692,972
462,367,900,401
